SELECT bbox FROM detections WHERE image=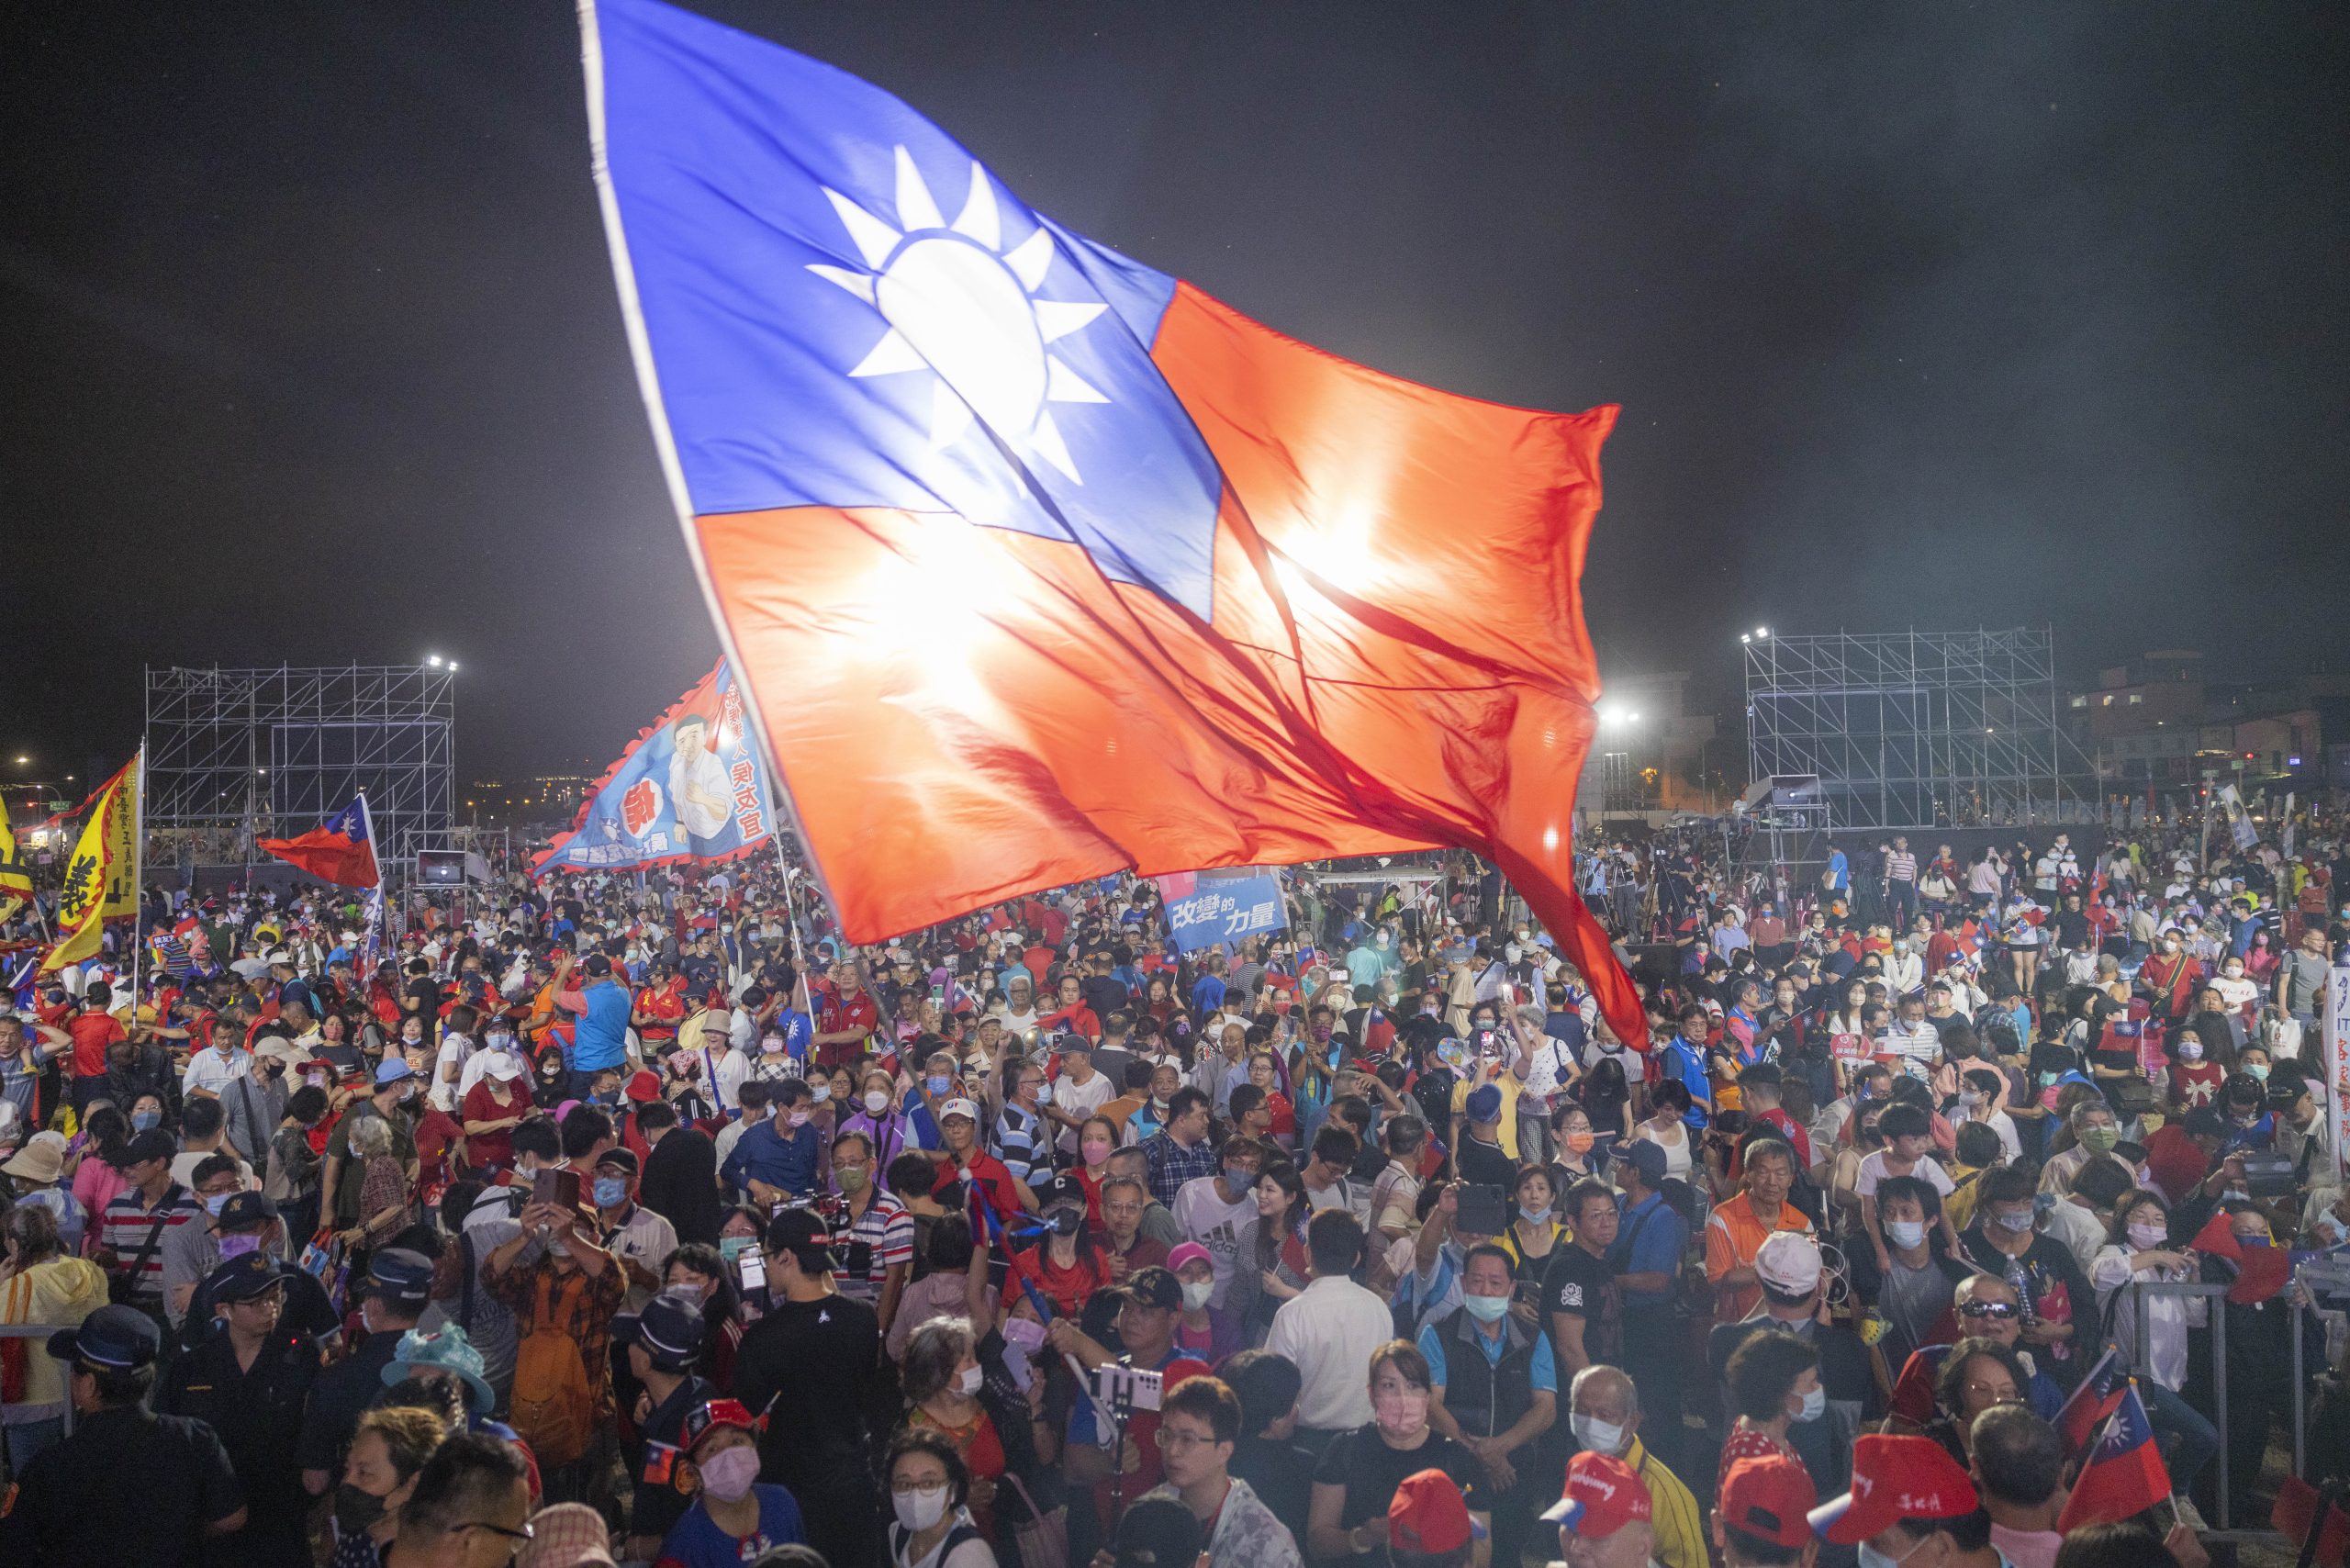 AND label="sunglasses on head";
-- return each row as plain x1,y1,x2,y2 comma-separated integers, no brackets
1959,1301,2018,1319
